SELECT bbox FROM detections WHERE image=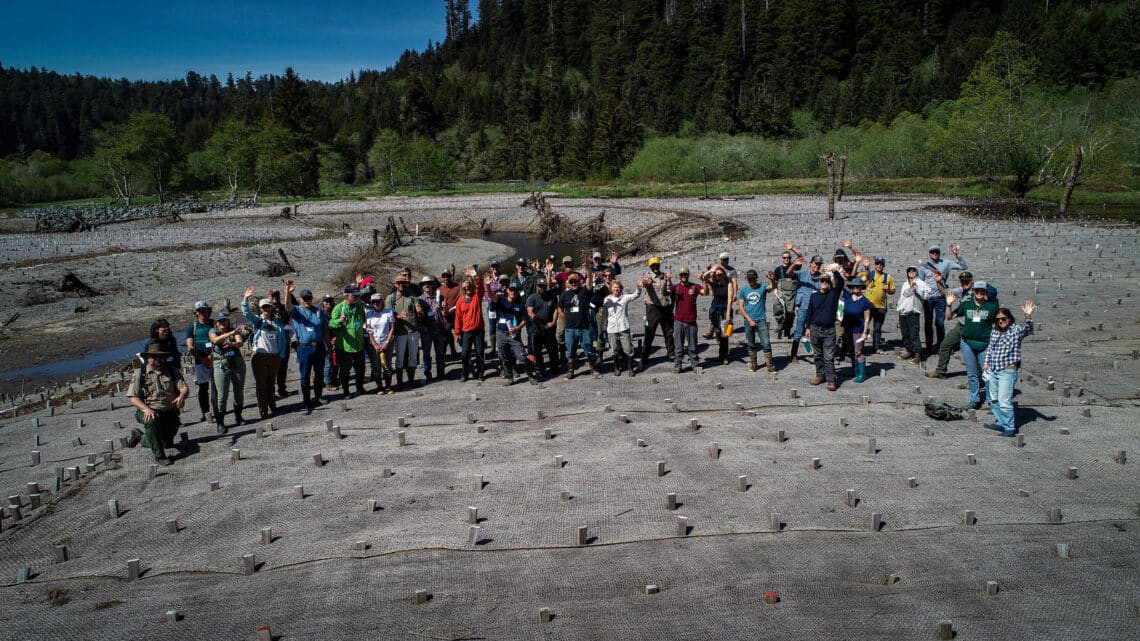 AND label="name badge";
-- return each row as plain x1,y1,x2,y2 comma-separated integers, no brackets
570,305,579,313
224,350,236,358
